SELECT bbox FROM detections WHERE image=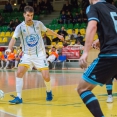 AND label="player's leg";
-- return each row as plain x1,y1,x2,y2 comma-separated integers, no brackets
9,65,28,104
0,60,4,69
4,60,10,69
47,55,56,69
77,78,104,117
41,69,53,101
14,59,18,68
33,55,53,101
14,57,20,69
77,57,117,117
9,54,31,104
106,78,113,103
